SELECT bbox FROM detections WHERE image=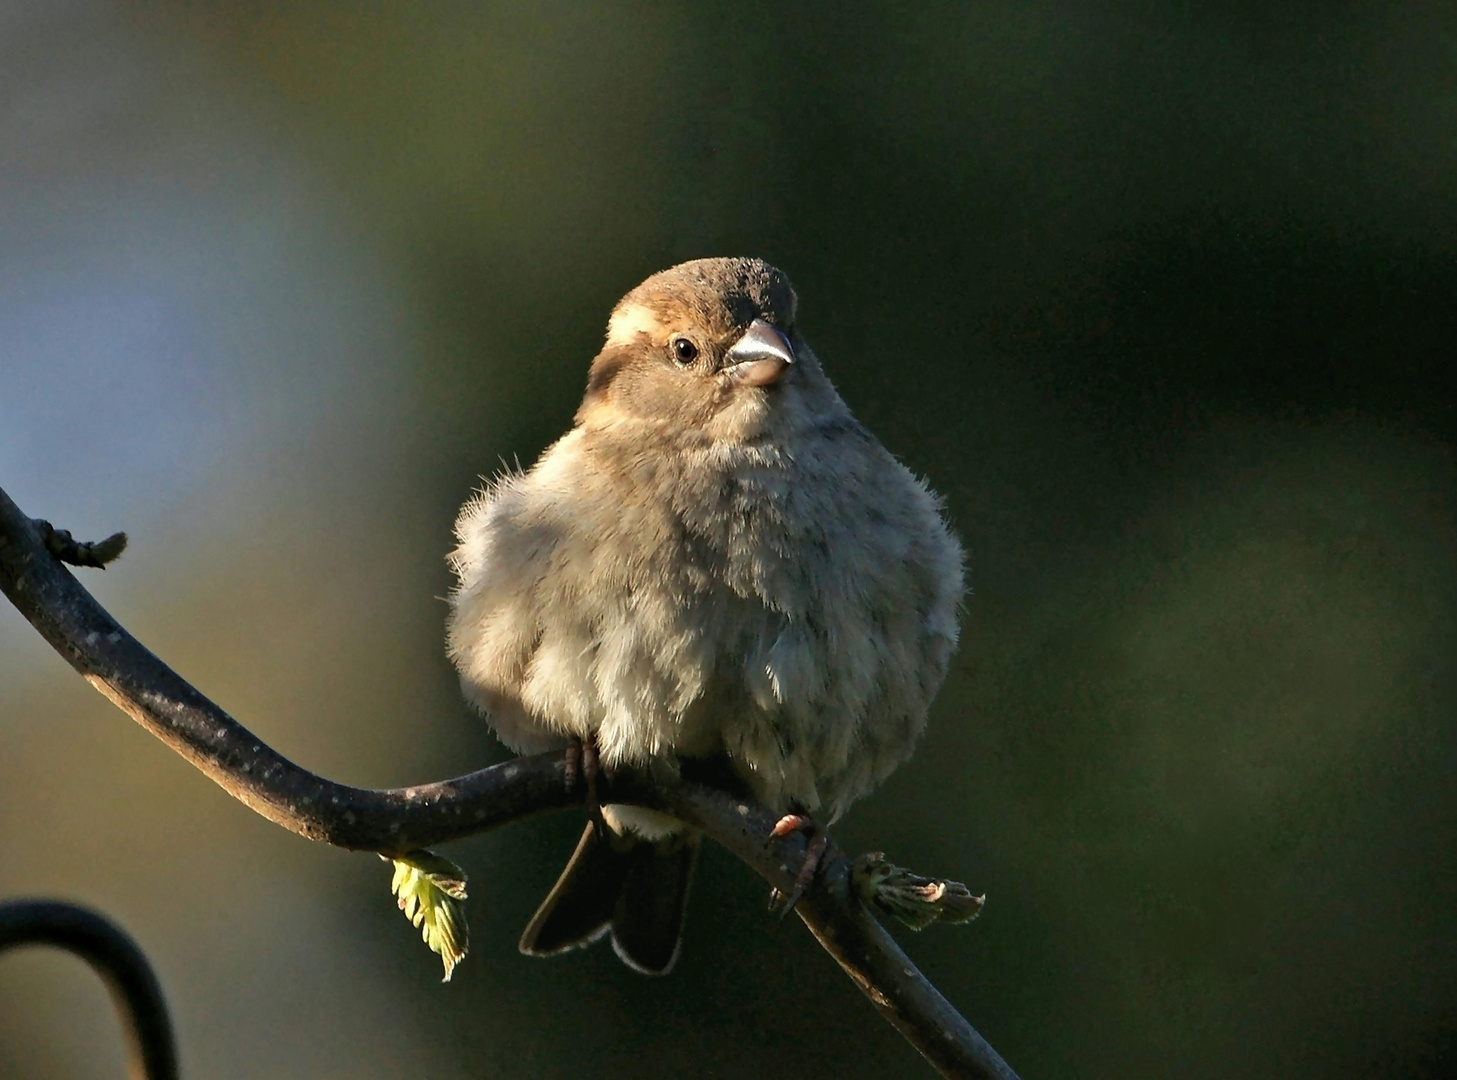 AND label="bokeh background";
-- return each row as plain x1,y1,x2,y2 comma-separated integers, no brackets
3,3,1455,1077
